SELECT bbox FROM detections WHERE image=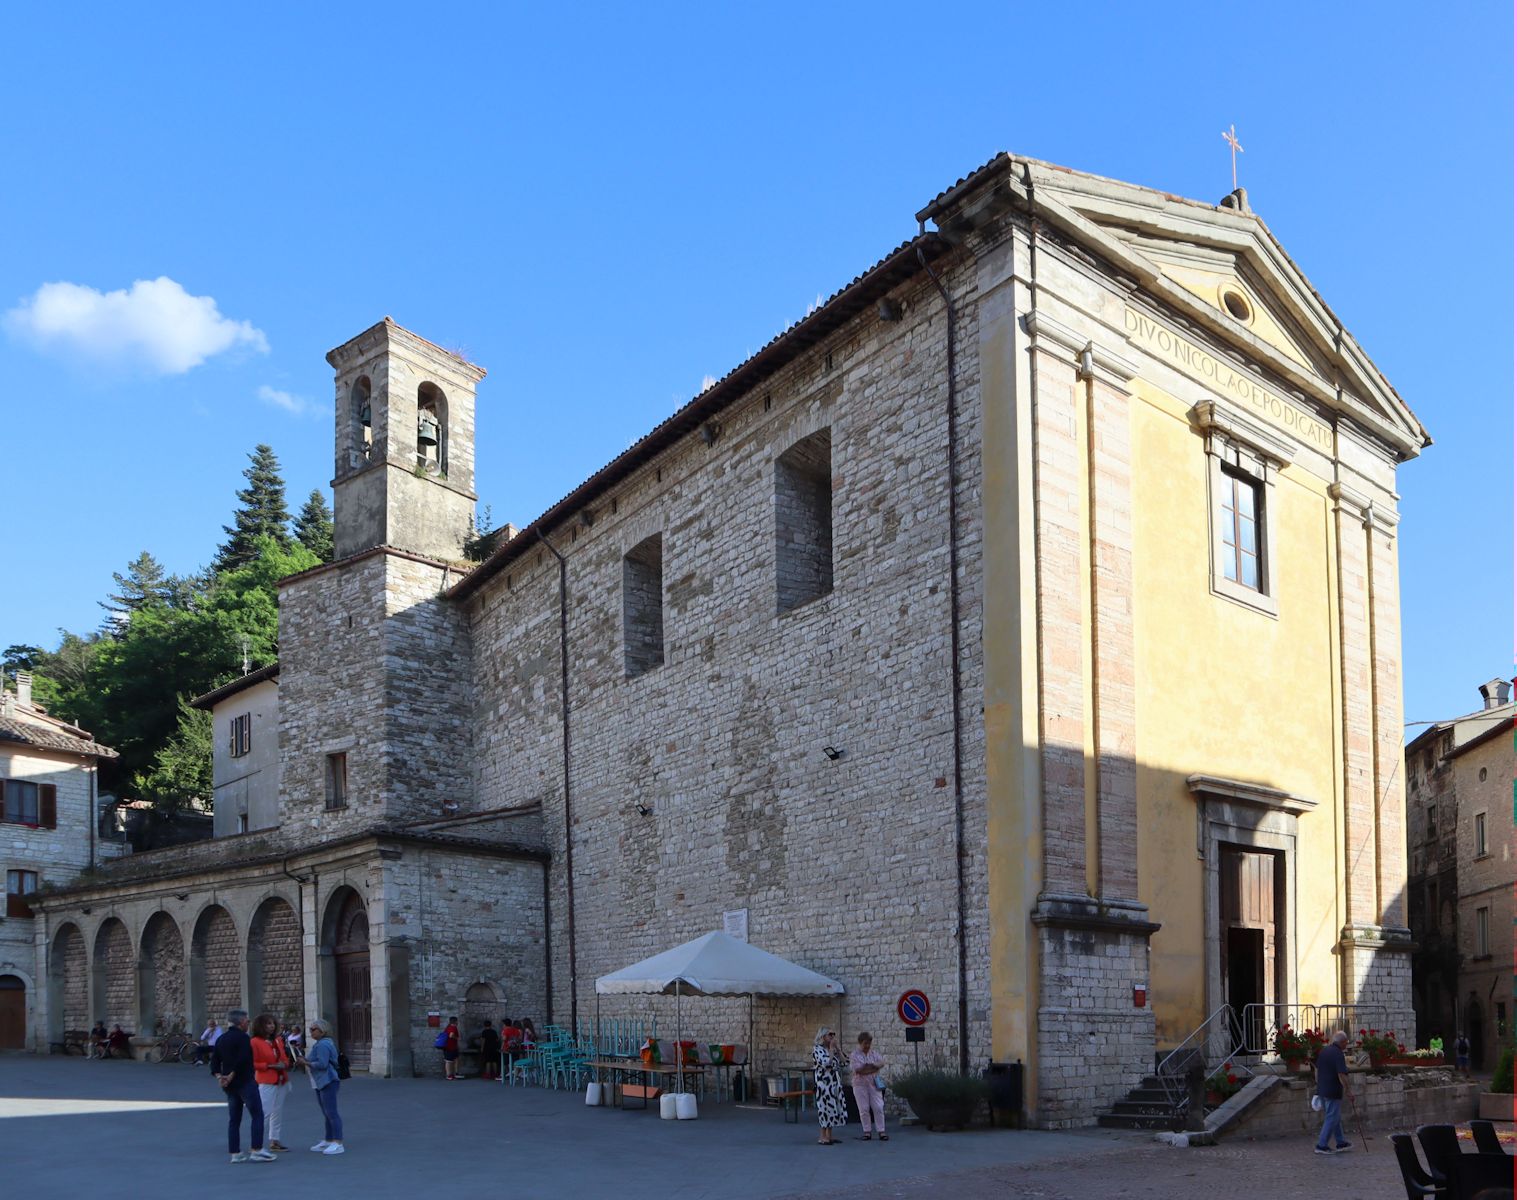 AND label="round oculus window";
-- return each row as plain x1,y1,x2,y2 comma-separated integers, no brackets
1220,287,1253,323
